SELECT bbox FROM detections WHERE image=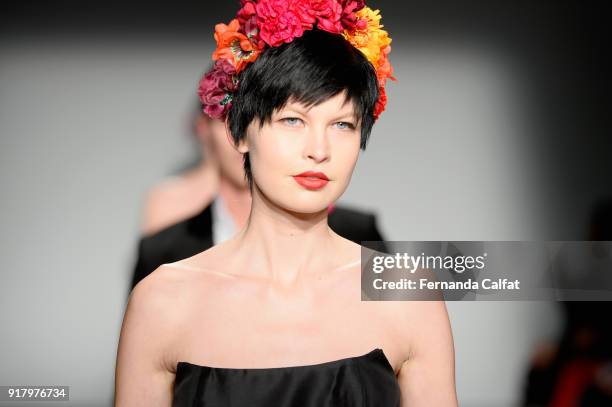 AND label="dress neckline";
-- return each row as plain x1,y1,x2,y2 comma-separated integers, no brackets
176,348,393,373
